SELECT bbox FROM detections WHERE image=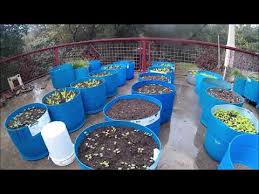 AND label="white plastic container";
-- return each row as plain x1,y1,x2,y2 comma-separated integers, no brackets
41,121,75,166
